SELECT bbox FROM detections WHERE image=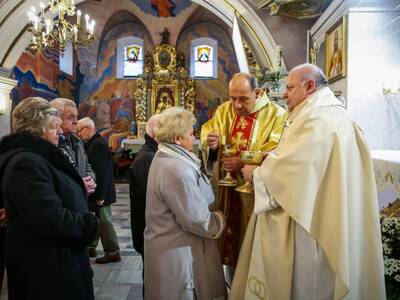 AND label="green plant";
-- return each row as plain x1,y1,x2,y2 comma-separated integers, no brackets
258,68,287,92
